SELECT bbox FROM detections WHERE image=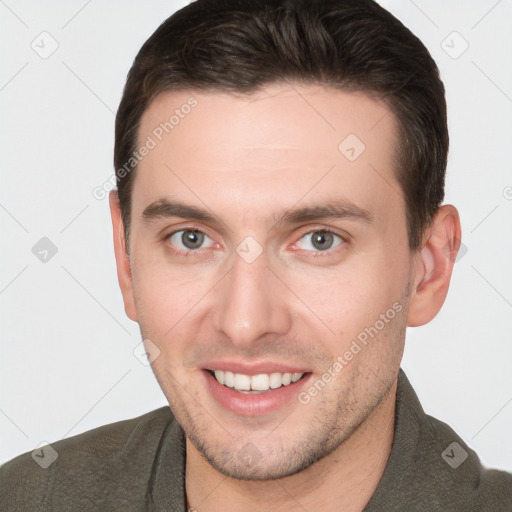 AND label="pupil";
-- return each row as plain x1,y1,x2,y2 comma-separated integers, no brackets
183,230,204,249
313,232,333,250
